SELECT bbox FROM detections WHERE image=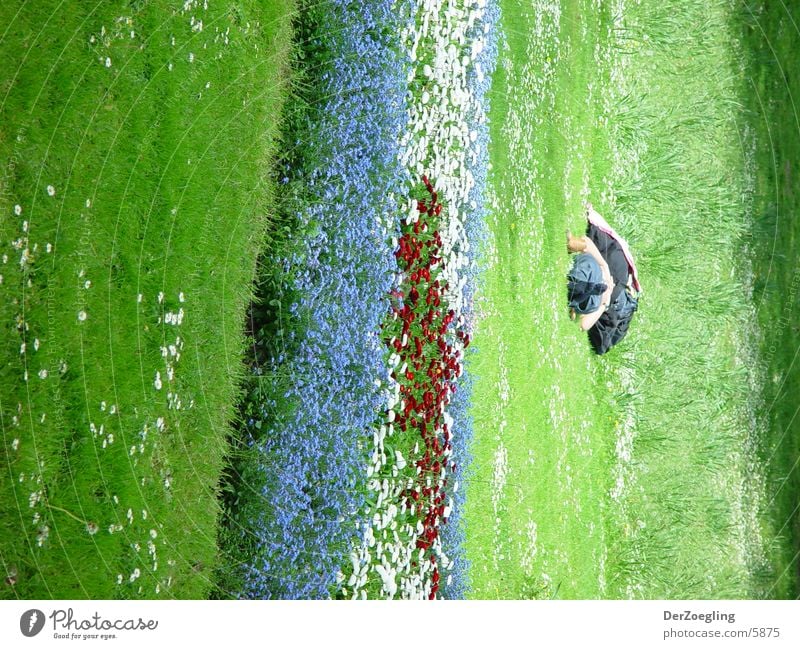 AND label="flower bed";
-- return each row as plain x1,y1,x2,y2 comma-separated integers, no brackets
226,0,500,600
